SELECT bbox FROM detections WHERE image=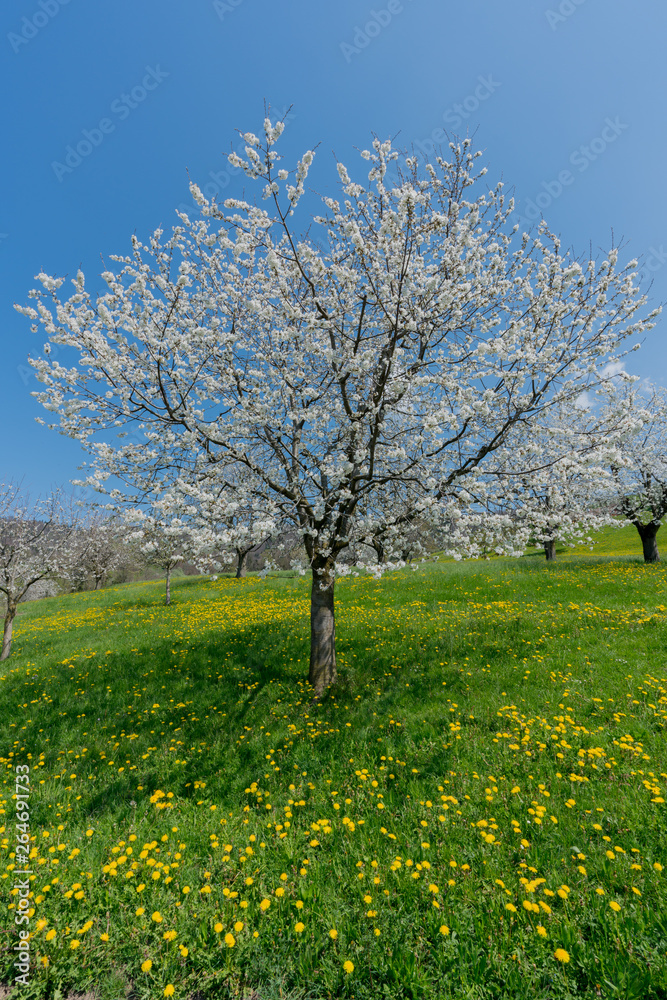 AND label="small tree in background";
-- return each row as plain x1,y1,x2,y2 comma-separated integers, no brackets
70,514,127,590
602,381,667,563
124,496,197,606
176,472,276,579
0,484,79,660
487,399,628,561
